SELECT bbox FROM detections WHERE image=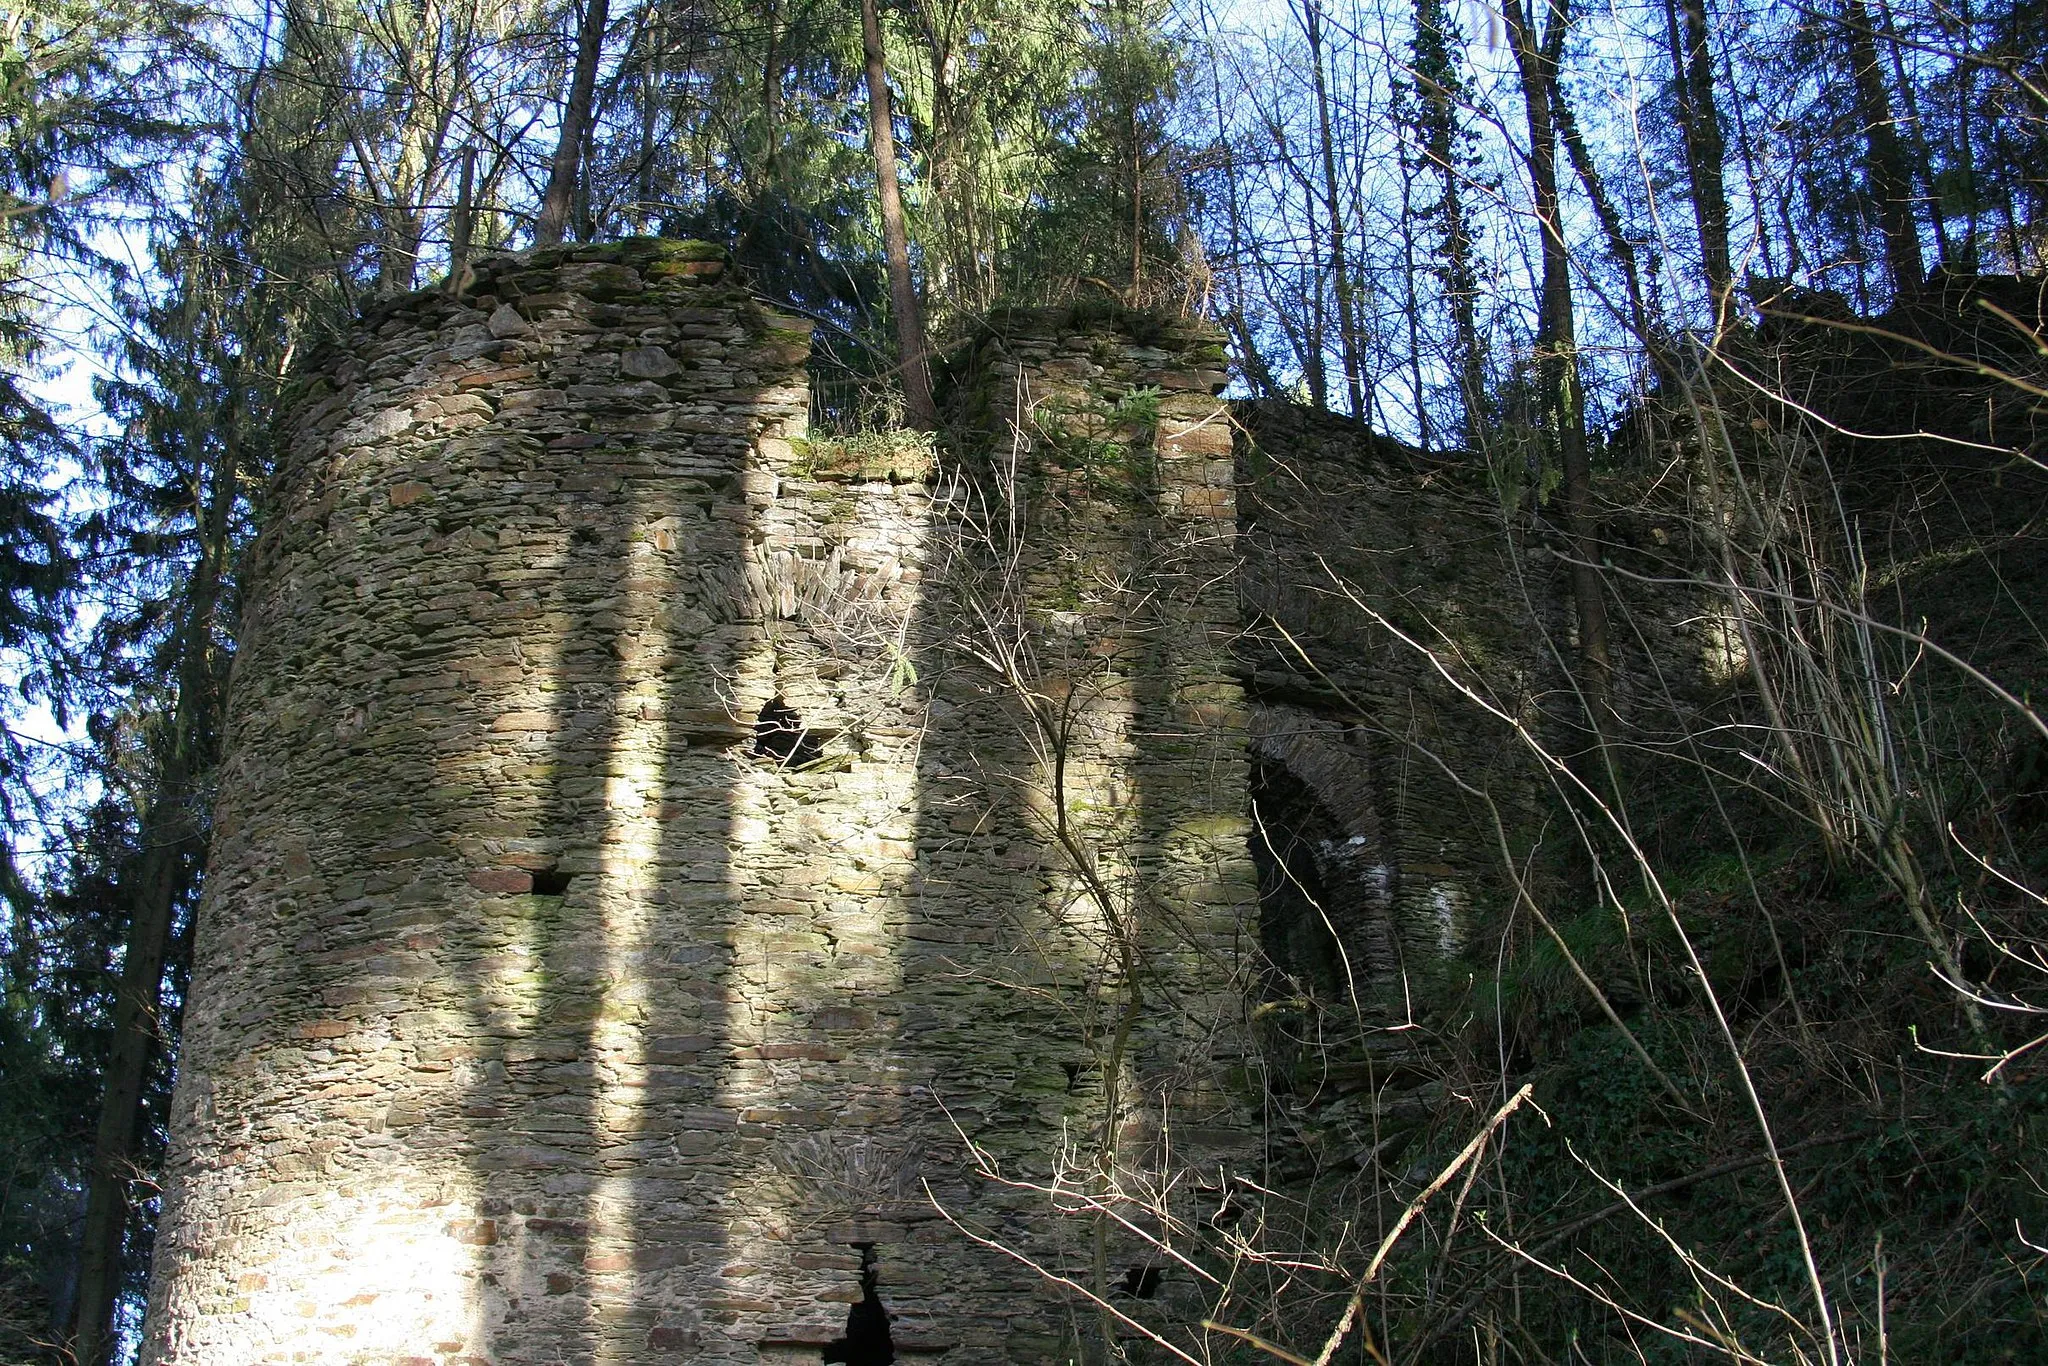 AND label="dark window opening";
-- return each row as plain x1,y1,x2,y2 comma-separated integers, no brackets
1249,762,1360,1000
1121,1265,1163,1299
755,696,824,767
822,1243,894,1365
531,867,573,896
